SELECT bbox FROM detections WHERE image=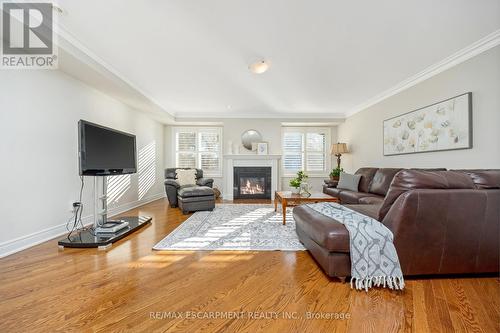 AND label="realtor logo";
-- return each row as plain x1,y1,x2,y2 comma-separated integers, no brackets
1,1,58,69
